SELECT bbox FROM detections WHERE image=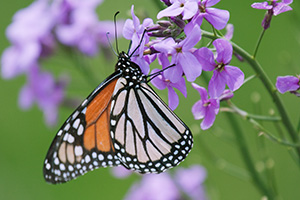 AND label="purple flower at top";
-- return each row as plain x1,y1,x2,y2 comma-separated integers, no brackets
123,5,154,75
124,173,181,200
251,0,293,29
153,25,202,82
151,54,187,110
175,165,207,200
157,0,198,20
1,0,56,79
276,75,300,94
192,83,220,130
19,65,66,126
194,38,244,98
55,0,122,56
190,0,230,30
